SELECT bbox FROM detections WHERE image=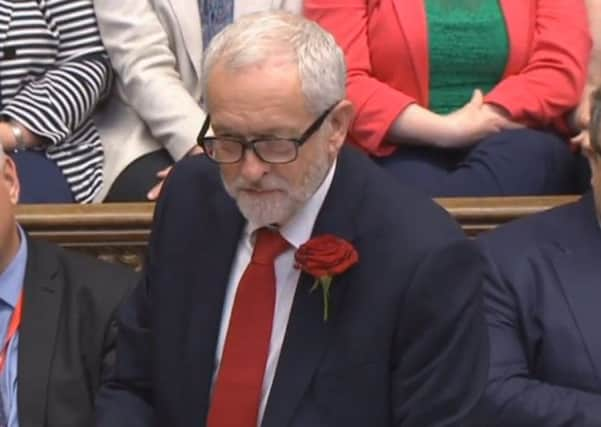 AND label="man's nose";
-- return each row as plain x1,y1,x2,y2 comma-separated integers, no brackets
239,149,270,182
